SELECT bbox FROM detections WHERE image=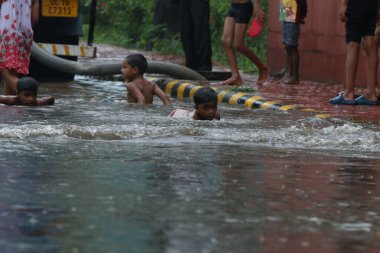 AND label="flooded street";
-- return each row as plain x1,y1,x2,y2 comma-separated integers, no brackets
0,74,380,253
